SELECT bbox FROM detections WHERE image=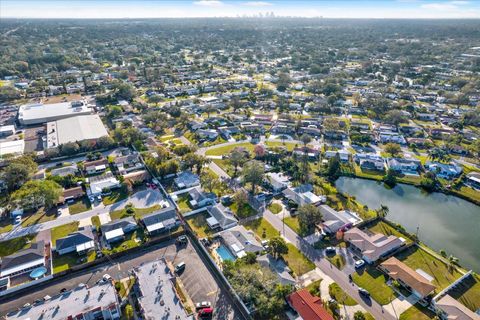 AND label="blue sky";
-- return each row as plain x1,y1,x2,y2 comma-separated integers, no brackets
1,0,479,19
